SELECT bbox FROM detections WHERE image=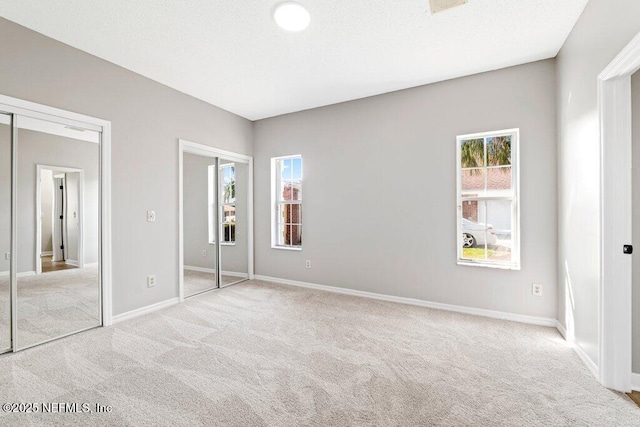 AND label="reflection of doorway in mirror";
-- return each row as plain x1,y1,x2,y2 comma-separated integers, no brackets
36,166,83,275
